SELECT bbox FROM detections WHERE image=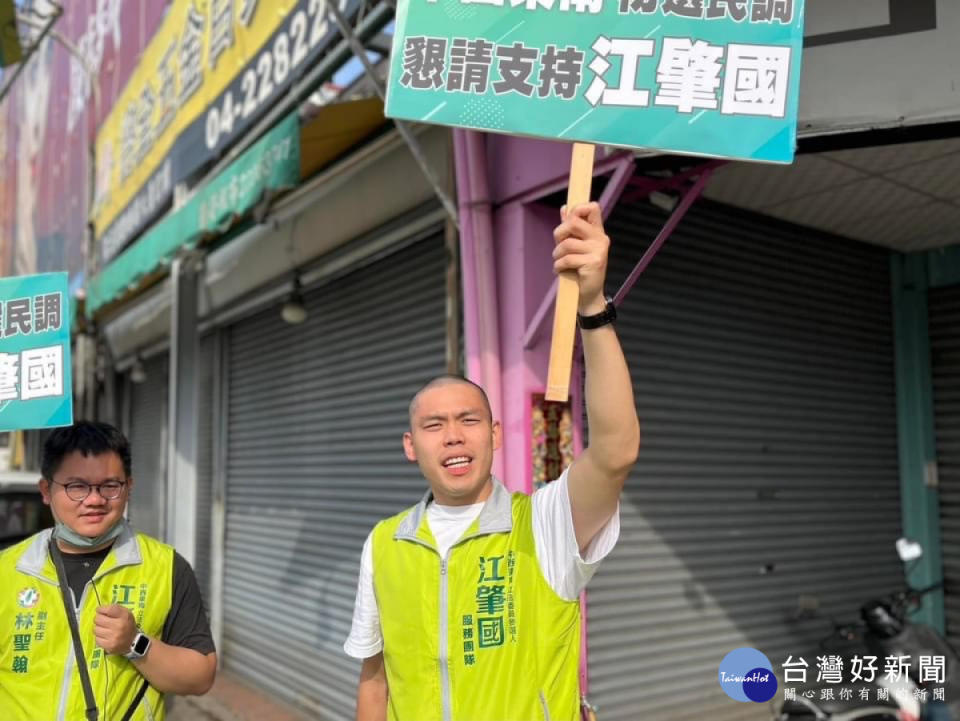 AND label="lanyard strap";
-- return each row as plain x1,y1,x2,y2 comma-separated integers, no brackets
119,679,149,721
49,539,99,721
